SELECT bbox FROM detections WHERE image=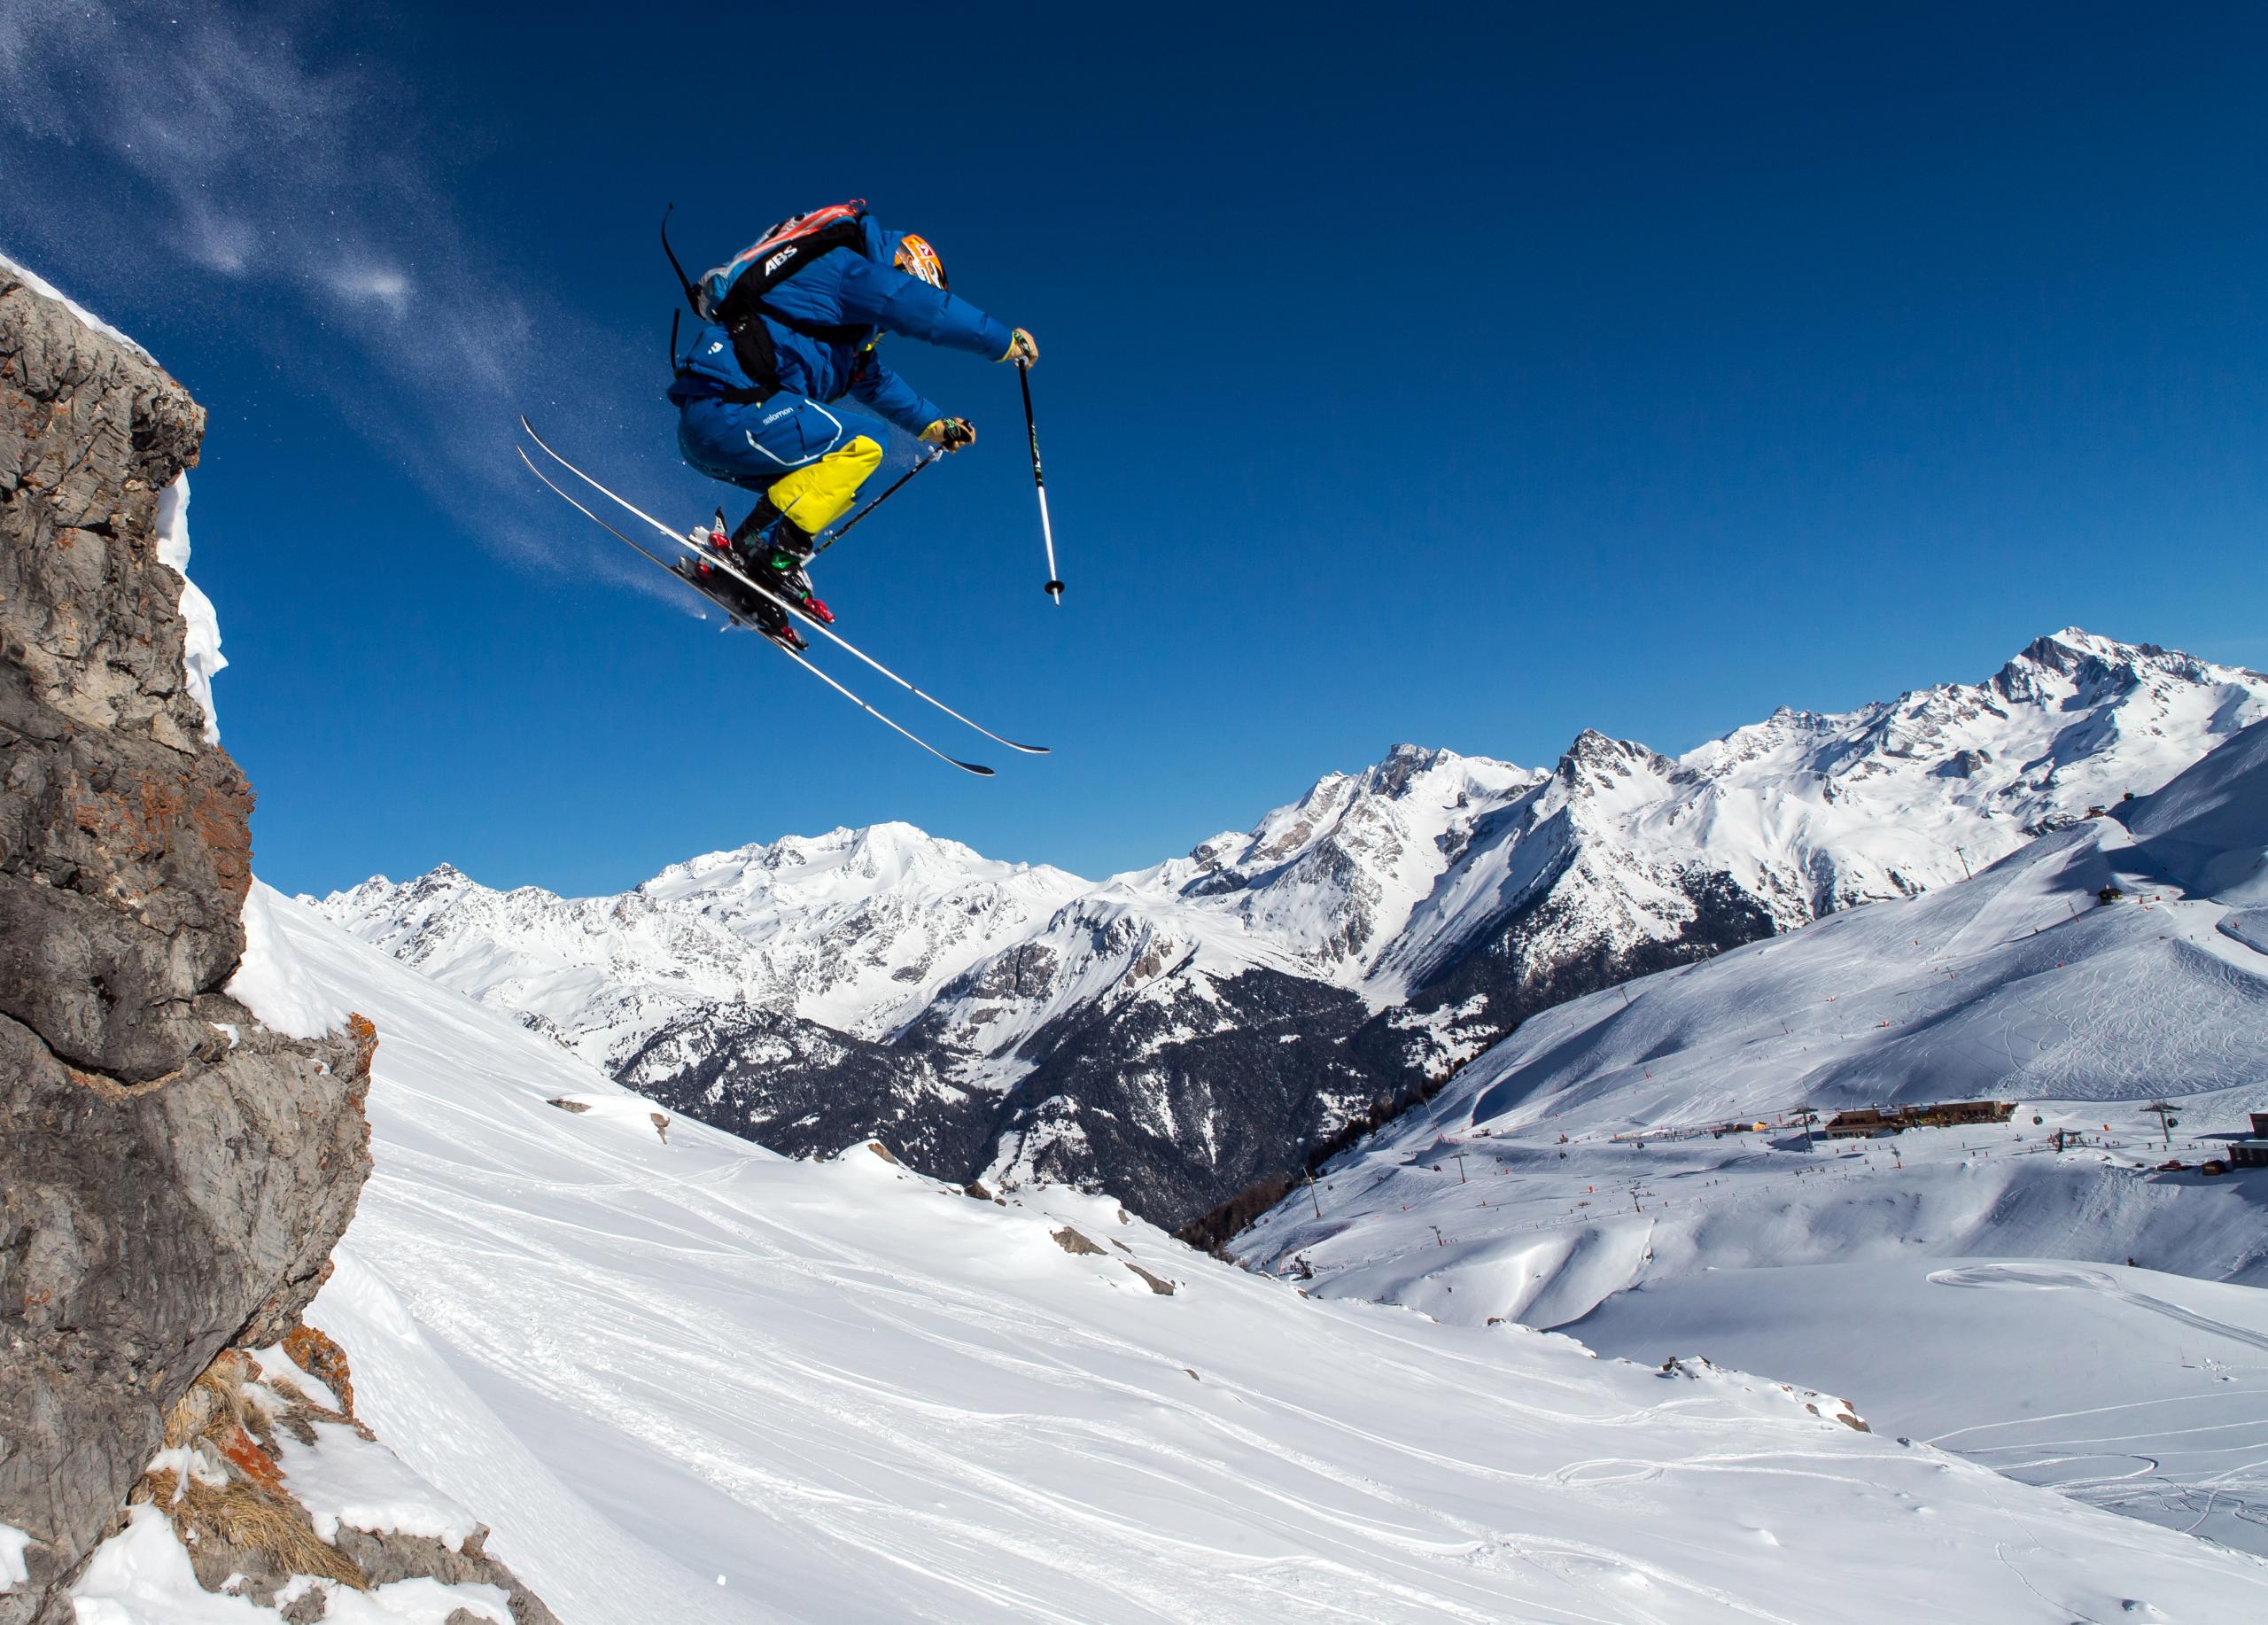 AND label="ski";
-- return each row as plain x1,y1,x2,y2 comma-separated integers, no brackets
515,447,997,777
517,416,1049,757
